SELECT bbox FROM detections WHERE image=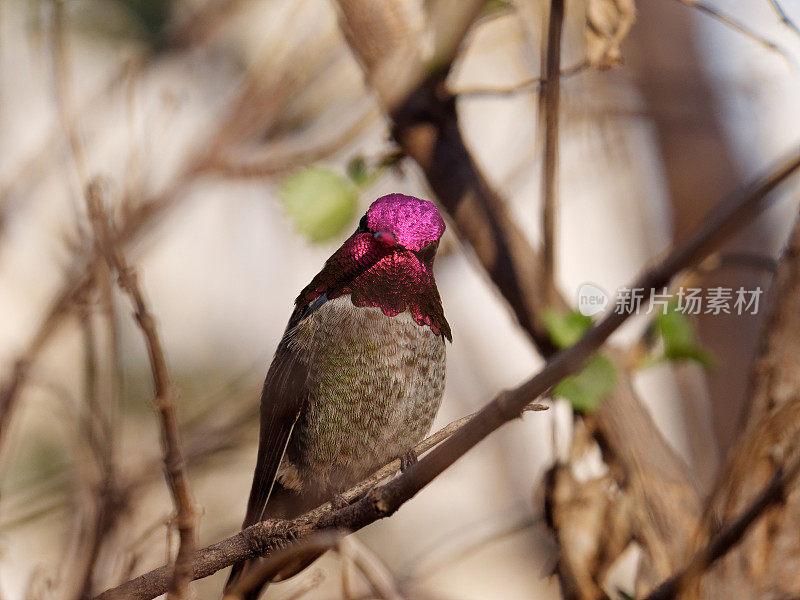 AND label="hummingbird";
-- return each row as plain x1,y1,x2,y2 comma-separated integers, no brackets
225,193,451,598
